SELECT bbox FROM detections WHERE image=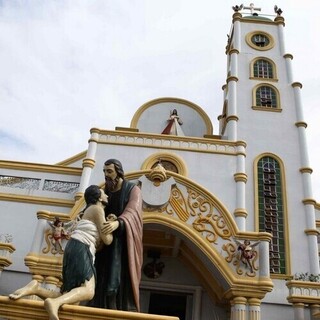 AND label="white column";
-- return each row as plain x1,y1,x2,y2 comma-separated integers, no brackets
233,142,247,230
231,297,247,320
248,298,261,320
30,211,51,253
275,16,286,56
259,234,271,278
226,77,238,141
293,303,305,320
284,54,294,84
76,128,99,199
232,13,242,52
